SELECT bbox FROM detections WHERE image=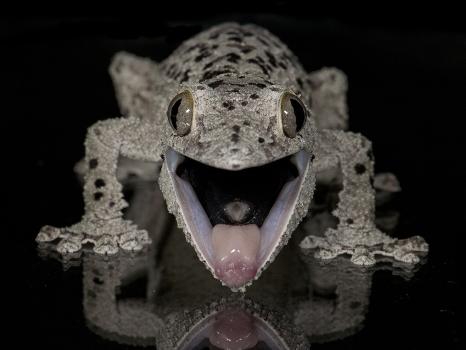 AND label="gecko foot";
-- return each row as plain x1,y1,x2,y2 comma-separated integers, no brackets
36,218,152,256
300,226,428,266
